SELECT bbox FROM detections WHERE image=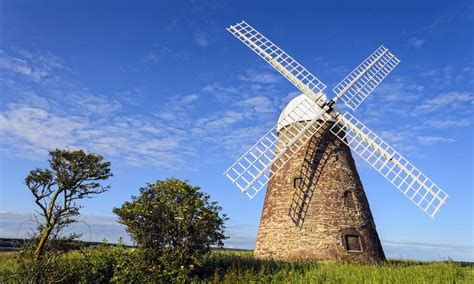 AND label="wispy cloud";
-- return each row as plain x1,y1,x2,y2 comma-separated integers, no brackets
423,118,472,129
238,96,274,113
202,83,240,102
0,211,129,244
1,210,258,249
418,62,474,89
413,91,474,115
417,136,455,145
0,48,291,168
0,100,191,168
375,79,424,103
0,50,197,168
144,45,173,63
408,37,425,48
144,52,161,63
5,210,473,259
0,49,63,82
239,68,281,84
382,239,473,261
193,31,209,48
359,77,425,121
